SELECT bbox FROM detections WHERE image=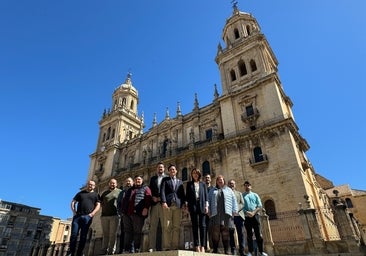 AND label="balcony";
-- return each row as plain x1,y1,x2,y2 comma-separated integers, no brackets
241,108,260,123
249,154,268,167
